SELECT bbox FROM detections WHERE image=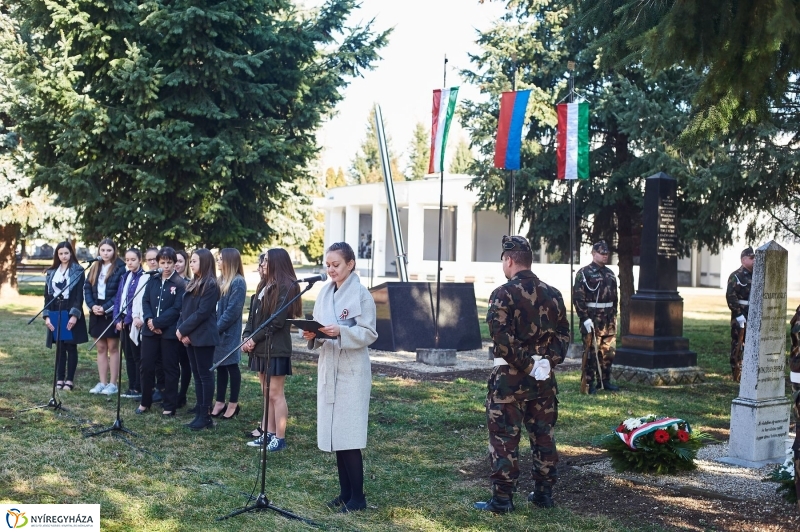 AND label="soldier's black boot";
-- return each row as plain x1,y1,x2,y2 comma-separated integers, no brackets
601,380,620,392
527,483,554,508
587,381,597,395
473,493,514,513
